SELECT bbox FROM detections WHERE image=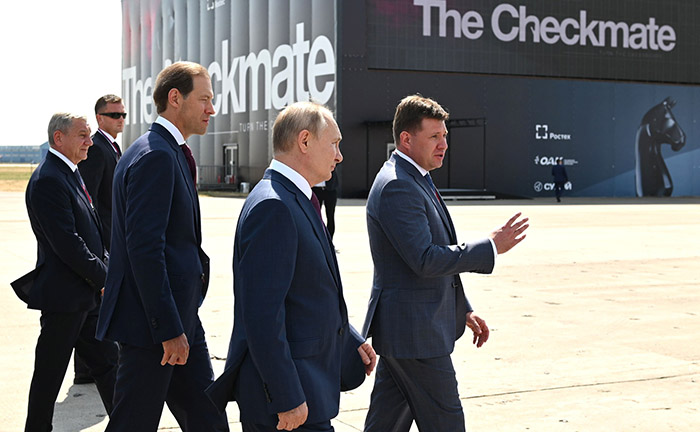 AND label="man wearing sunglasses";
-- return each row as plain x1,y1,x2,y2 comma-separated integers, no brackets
74,95,125,387
79,94,126,250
